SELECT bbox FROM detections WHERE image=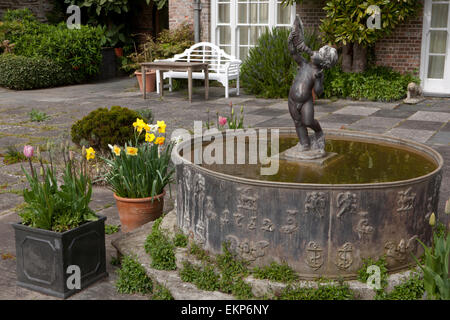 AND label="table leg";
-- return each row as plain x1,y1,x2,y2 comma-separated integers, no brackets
159,70,164,98
188,67,193,103
142,66,146,100
204,67,209,100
